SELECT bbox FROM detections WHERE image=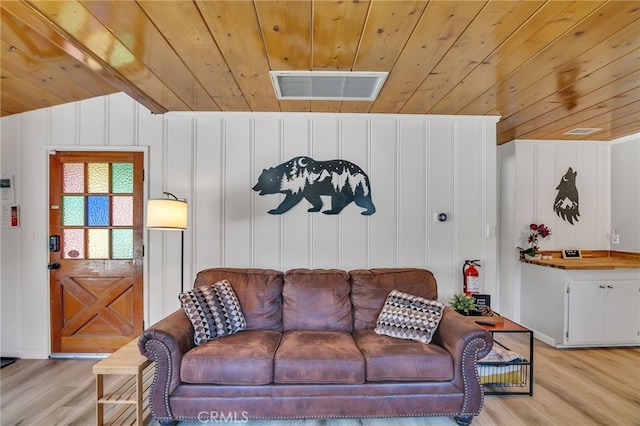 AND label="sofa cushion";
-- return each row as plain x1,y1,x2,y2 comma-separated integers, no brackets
353,329,454,382
181,330,282,385
194,268,283,331
350,268,439,330
282,269,352,332
374,289,444,344
274,330,365,384
179,280,247,345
